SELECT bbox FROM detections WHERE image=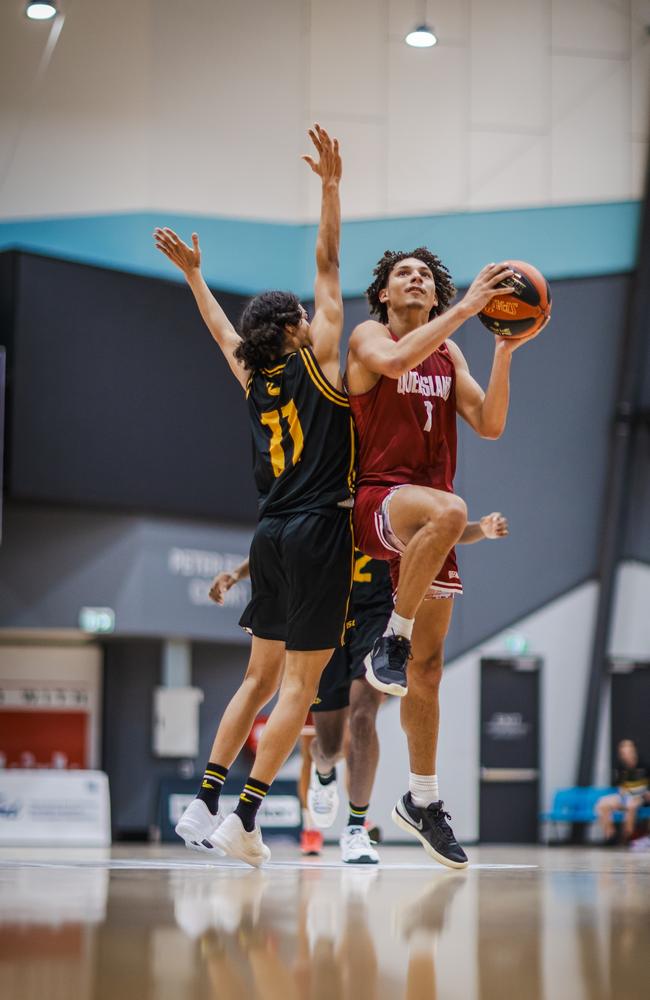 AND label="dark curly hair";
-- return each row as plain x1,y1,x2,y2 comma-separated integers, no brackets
366,247,456,324
234,290,303,371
